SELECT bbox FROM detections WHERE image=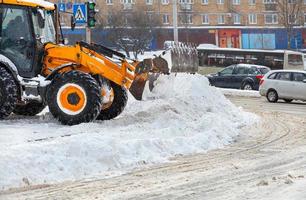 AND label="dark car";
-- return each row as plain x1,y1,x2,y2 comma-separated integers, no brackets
207,64,270,90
